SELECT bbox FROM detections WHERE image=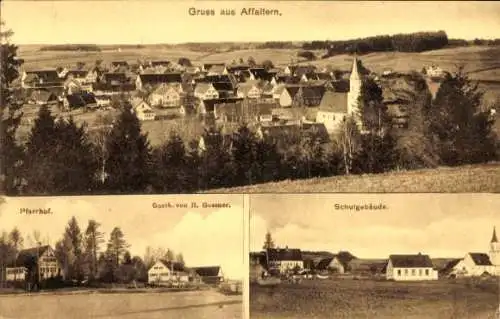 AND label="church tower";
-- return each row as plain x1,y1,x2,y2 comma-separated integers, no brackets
347,57,362,126
489,226,500,273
